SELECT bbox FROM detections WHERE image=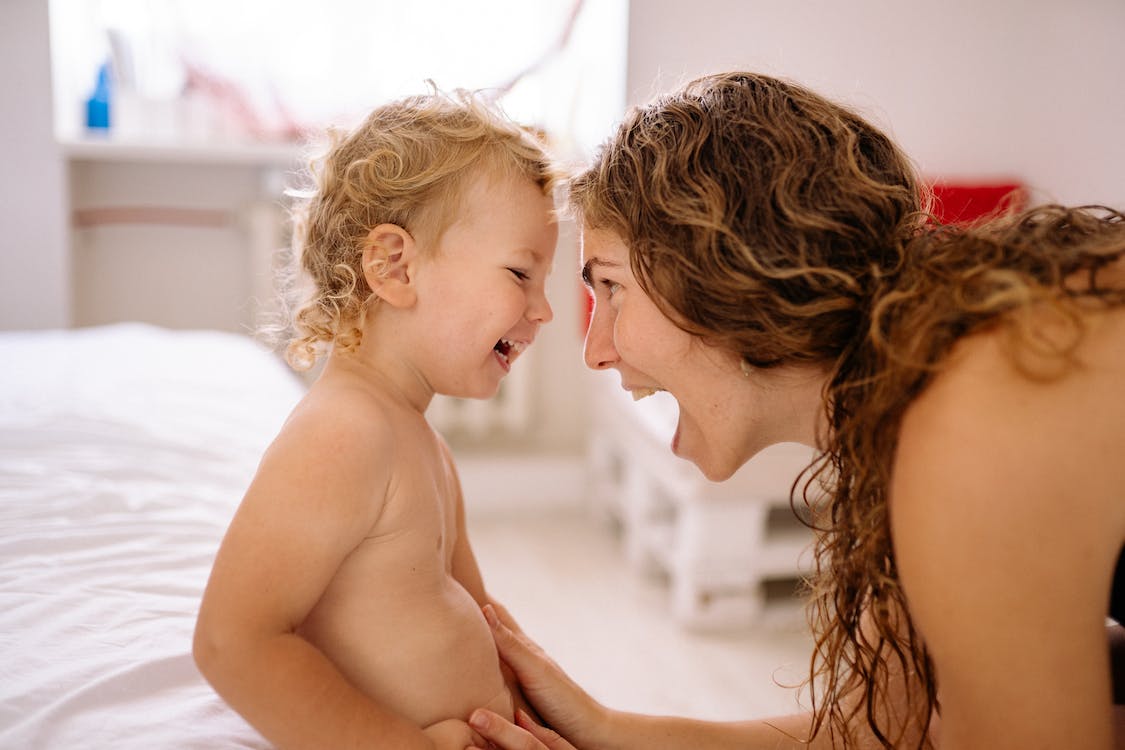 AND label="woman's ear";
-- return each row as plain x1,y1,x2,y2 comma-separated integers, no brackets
362,224,418,308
